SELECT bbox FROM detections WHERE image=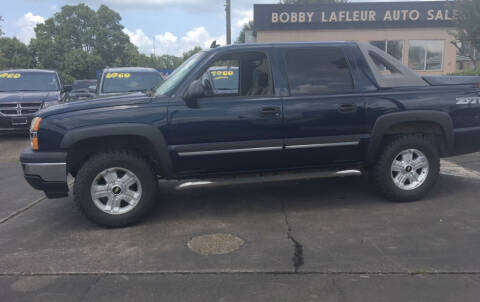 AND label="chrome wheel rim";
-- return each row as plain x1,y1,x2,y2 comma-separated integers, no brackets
90,167,142,215
390,149,429,191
